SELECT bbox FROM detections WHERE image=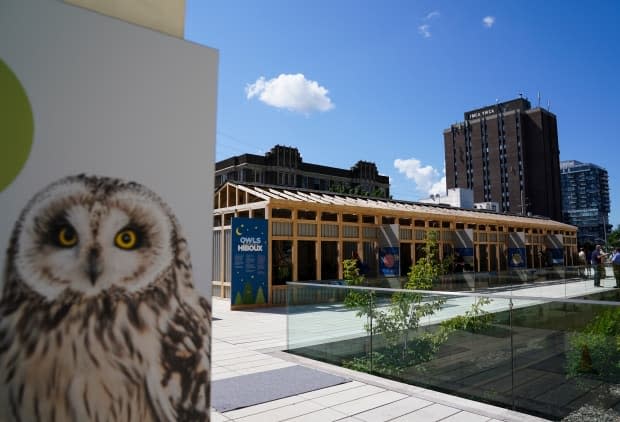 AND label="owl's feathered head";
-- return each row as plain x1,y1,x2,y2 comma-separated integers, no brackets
4,174,182,301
